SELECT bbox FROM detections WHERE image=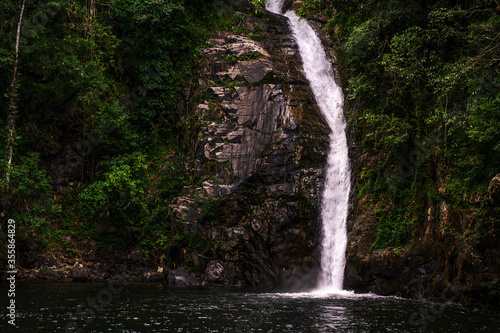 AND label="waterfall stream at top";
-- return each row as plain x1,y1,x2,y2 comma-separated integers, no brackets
267,0,351,292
